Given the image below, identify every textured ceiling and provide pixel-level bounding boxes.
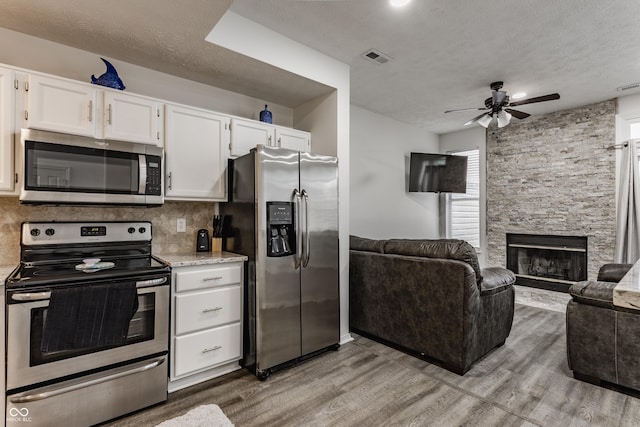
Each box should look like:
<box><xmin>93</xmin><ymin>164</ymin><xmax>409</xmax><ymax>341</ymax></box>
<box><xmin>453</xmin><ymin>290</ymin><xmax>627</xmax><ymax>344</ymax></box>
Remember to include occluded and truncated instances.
<box><xmin>1</xmin><ymin>0</ymin><xmax>640</xmax><ymax>134</ymax></box>
<box><xmin>0</xmin><ymin>0</ymin><xmax>332</xmax><ymax>108</ymax></box>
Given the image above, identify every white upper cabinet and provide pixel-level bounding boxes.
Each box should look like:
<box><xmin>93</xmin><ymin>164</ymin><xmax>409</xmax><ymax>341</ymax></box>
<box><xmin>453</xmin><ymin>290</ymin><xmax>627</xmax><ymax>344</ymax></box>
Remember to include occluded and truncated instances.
<box><xmin>274</xmin><ymin>126</ymin><xmax>311</xmax><ymax>152</ymax></box>
<box><xmin>25</xmin><ymin>73</ymin><xmax>163</xmax><ymax>146</ymax></box>
<box><xmin>229</xmin><ymin>117</ymin><xmax>274</xmax><ymax>158</ymax></box>
<box><xmin>0</xmin><ymin>66</ymin><xmax>16</xmax><ymax>192</ymax></box>
<box><xmin>103</xmin><ymin>91</ymin><xmax>162</xmax><ymax>145</ymax></box>
<box><xmin>165</xmin><ymin>104</ymin><xmax>230</xmax><ymax>201</ymax></box>
<box><xmin>230</xmin><ymin>118</ymin><xmax>311</xmax><ymax>157</ymax></box>
<box><xmin>26</xmin><ymin>73</ymin><xmax>97</xmax><ymax>137</ymax></box>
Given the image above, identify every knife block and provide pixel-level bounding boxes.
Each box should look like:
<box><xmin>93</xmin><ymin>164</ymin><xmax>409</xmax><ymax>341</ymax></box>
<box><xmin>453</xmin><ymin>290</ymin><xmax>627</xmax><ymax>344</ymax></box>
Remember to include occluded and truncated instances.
<box><xmin>211</xmin><ymin>237</ymin><xmax>222</xmax><ymax>252</ymax></box>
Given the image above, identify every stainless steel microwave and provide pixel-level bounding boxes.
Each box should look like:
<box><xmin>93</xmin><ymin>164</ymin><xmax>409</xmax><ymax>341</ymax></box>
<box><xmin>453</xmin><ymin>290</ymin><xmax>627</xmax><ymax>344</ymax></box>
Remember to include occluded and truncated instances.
<box><xmin>19</xmin><ymin>129</ymin><xmax>163</xmax><ymax>206</ymax></box>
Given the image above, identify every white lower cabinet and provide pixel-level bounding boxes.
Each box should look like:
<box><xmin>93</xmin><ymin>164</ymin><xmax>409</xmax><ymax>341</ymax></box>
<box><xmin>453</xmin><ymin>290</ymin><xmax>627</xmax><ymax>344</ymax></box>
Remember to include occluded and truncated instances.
<box><xmin>169</xmin><ymin>262</ymin><xmax>243</xmax><ymax>392</ymax></box>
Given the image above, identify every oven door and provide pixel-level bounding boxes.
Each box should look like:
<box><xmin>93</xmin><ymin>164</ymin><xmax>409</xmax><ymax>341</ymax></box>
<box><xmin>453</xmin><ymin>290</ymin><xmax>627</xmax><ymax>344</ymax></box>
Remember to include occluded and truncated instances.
<box><xmin>19</xmin><ymin>128</ymin><xmax>163</xmax><ymax>205</ymax></box>
<box><xmin>6</xmin><ymin>276</ymin><xmax>169</xmax><ymax>392</ymax></box>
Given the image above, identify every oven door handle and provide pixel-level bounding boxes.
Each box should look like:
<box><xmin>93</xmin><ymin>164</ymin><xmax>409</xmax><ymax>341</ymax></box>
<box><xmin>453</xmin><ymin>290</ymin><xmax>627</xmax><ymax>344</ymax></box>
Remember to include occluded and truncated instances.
<box><xmin>9</xmin><ymin>357</ymin><xmax>166</xmax><ymax>403</ymax></box>
<box><xmin>136</xmin><ymin>276</ymin><xmax>168</xmax><ymax>287</ymax></box>
<box><xmin>11</xmin><ymin>292</ymin><xmax>51</xmax><ymax>302</ymax></box>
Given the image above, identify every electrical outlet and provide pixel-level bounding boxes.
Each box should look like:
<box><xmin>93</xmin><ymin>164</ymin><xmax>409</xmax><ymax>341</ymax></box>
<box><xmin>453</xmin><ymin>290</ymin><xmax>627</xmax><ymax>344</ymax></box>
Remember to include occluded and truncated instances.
<box><xmin>176</xmin><ymin>218</ymin><xmax>186</xmax><ymax>232</ymax></box>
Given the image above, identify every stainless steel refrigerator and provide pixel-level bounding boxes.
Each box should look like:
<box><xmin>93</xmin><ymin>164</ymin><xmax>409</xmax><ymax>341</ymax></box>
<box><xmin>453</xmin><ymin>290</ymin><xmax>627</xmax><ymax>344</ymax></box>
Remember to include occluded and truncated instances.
<box><xmin>221</xmin><ymin>145</ymin><xmax>340</xmax><ymax>380</ymax></box>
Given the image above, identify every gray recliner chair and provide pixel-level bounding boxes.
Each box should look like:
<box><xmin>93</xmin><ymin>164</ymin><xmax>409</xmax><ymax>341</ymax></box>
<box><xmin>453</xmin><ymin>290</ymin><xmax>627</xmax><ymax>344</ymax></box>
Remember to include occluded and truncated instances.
<box><xmin>566</xmin><ymin>263</ymin><xmax>638</xmax><ymax>390</ymax></box>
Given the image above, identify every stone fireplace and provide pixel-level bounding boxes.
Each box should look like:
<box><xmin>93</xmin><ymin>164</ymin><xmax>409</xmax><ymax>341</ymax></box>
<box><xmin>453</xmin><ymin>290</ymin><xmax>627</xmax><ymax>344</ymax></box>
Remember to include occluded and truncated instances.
<box><xmin>486</xmin><ymin>100</ymin><xmax>617</xmax><ymax>282</ymax></box>
<box><xmin>506</xmin><ymin>233</ymin><xmax>587</xmax><ymax>292</ymax></box>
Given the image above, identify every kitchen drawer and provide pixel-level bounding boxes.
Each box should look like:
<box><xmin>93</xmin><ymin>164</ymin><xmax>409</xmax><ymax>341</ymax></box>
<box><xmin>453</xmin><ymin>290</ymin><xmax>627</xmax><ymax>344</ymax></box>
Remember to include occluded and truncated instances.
<box><xmin>175</xmin><ymin>264</ymin><xmax>241</xmax><ymax>292</ymax></box>
<box><xmin>173</xmin><ymin>323</ymin><xmax>241</xmax><ymax>377</ymax></box>
<box><xmin>175</xmin><ymin>286</ymin><xmax>241</xmax><ymax>334</ymax></box>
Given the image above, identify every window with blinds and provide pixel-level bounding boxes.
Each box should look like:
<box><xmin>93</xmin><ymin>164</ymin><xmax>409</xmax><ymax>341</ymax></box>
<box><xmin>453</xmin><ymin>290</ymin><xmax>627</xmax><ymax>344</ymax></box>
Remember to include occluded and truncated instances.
<box><xmin>445</xmin><ymin>148</ymin><xmax>480</xmax><ymax>249</ymax></box>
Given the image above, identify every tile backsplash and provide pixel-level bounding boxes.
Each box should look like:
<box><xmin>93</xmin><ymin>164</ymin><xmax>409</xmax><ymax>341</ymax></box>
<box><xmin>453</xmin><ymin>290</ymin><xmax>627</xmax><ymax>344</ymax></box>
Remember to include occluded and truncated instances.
<box><xmin>0</xmin><ymin>197</ymin><xmax>217</xmax><ymax>265</ymax></box>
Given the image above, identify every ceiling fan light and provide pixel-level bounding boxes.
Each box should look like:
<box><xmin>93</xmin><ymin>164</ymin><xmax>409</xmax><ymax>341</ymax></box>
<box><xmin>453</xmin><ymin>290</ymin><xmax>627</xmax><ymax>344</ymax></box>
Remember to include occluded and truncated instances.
<box><xmin>390</xmin><ymin>0</ymin><xmax>411</xmax><ymax>7</ymax></box>
<box><xmin>477</xmin><ymin>113</ymin><xmax>493</xmax><ymax>128</ymax></box>
<box><xmin>497</xmin><ymin>110</ymin><xmax>512</xmax><ymax>128</ymax></box>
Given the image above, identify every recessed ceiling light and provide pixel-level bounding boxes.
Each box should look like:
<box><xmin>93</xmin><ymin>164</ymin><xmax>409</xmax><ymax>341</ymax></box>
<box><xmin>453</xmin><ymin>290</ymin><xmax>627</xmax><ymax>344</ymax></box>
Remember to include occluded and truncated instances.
<box><xmin>390</xmin><ymin>0</ymin><xmax>411</xmax><ymax>7</ymax></box>
<box><xmin>511</xmin><ymin>92</ymin><xmax>527</xmax><ymax>100</ymax></box>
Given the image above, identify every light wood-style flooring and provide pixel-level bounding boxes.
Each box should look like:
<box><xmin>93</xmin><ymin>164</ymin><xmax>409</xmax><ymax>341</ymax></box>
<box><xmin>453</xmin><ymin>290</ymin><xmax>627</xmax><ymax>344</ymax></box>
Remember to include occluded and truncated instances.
<box><xmin>106</xmin><ymin>303</ymin><xmax>640</xmax><ymax>426</ymax></box>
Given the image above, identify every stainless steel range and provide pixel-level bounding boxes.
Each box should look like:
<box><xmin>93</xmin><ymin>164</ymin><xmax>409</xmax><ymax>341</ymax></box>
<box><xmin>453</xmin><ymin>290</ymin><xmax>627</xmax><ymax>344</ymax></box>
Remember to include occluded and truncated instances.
<box><xmin>5</xmin><ymin>221</ymin><xmax>170</xmax><ymax>427</ymax></box>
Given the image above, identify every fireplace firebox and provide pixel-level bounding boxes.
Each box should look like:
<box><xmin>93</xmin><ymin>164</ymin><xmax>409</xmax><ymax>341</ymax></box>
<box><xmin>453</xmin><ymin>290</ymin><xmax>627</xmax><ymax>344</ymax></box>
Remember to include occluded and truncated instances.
<box><xmin>506</xmin><ymin>233</ymin><xmax>587</xmax><ymax>292</ymax></box>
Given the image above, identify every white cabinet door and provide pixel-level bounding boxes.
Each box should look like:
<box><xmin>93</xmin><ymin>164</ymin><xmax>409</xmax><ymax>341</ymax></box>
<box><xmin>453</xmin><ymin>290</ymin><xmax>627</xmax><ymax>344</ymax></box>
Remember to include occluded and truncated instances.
<box><xmin>26</xmin><ymin>74</ymin><xmax>97</xmax><ymax>137</ymax></box>
<box><xmin>165</xmin><ymin>104</ymin><xmax>230</xmax><ymax>201</ymax></box>
<box><xmin>103</xmin><ymin>91</ymin><xmax>162</xmax><ymax>146</ymax></box>
<box><xmin>0</xmin><ymin>66</ymin><xmax>15</xmax><ymax>192</ymax></box>
<box><xmin>275</xmin><ymin>126</ymin><xmax>311</xmax><ymax>152</ymax></box>
<box><xmin>229</xmin><ymin>118</ymin><xmax>274</xmax><ymax>158</ymax></box>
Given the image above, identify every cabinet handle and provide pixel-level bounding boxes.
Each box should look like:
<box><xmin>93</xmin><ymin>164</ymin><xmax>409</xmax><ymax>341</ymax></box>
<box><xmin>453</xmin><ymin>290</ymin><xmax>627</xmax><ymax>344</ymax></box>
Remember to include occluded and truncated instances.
<box><xmin>202</xmin><ymin>346</ymin><xmax>222</xmax><ymax>354</ymax></box>
<box><xmin>202</xmin><ymin>276</ymin><xmax>223</xmax><ymax>282</ymax></box>
<box><xmin>202</xmin><ymin>307</ymin><xmax>223</xmax><ymax>313</ymax></box>
<box><xmin>88</xmin><ymin>100</ymin><xmax>93</xmax><ymax>122</ymax></box>
<box><xmin>107</xmin><ymin>104</ymin><xmax>112</xmax><ymax>125</ymax></box>
<box><xmin>277</xmin><ymin>137</ymin><xmax>282</xmax><ymax>147</ymax></box>
<box><xmin>167</xmin><ymin>172</ymin><xmax>172</xmax><ymax>190</ymax></box>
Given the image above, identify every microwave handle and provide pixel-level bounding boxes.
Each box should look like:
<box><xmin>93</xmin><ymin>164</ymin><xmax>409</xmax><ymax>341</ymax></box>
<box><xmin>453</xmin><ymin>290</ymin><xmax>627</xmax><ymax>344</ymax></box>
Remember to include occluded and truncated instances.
<box><xmin>139</xmin><ymin>154</ymin><xmax>147</xmax><ymax>194</ymax></box>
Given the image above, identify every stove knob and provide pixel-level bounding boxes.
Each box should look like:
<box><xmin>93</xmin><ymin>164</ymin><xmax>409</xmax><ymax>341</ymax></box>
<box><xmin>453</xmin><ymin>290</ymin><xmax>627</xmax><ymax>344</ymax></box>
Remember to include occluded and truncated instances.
<box><xmin>128</xmin><ymin>227</ymin><xmax>136</xmax><ymax>234</ymax></box>
<box><xmin>30</xmin><ymin>228</ymin><xmax>40</xmax><ymax>237</ymax></box>
<box><xmin>45</xmin><ymin>228</ymin><xmax>55</xmax><ymax>236</ymax></box>
<box><xmin>138</xmin><ymin>227</ymin><xmax>147</xmax><ymax>234</ymax></box>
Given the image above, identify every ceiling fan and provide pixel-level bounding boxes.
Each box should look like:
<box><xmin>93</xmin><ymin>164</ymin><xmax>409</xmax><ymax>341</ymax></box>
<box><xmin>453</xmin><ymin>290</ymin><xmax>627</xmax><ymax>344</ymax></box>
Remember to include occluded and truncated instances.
<box><xmin>445</xmin><ymin>81</ymin><xmax>560</xmax><ymax>128</ymax></box>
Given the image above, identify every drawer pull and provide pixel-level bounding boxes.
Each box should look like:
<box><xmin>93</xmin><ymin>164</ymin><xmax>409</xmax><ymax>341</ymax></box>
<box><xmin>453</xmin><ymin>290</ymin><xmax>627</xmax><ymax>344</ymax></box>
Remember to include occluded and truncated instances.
<box><xmin>202</xmin><ymin>276</ymin><xmax>224</xmax><ymax>282</ymax></box>
<box><xmin>202</xmin><ymin>346</ymin><xmax>222</xmax><ymax>354</ymax></box>
<box><xmin>202</xmin><ymin>307</ymin><xmax>223</xmax><ymax>313</ymax></box>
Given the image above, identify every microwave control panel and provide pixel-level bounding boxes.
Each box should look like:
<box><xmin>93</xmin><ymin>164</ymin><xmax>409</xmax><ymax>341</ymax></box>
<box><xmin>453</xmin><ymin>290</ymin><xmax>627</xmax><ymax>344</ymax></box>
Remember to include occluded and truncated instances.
<box><xmin>145</xmin><ymin>155</ymin><xmax>162</xmax><ymax>195</ymax></box>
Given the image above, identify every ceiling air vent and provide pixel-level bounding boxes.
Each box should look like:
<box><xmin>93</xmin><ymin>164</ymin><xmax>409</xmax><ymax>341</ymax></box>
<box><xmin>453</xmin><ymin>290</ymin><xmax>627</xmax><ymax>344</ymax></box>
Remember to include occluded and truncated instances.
<box><xmin>362</xmin><ymin>49</ymin><xmax>392</xmax><ymax>65</ymax></box>
<box><xmin>617</xmin><ymin>82</ymin><xmax>640</xmax><ymax>92</ymax></box>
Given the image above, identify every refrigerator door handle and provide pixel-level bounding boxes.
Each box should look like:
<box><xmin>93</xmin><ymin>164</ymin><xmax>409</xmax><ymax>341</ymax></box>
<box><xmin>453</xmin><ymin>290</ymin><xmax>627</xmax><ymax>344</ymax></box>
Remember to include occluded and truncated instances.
<box><xmin>301</xmin><ymin>189</ymin><xmax>311</xmax><ymax>268</ymax></box>
<box><xmin>293</xmin><ymin>188</ymin><xmax>303</xmax><ymax>269</ymax></box>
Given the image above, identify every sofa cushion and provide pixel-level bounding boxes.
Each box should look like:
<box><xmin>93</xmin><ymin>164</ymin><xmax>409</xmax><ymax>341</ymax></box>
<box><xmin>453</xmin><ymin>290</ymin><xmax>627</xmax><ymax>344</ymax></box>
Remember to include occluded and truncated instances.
<box><xmin>597</xmin><ymin>263</ymin><xmax>632</xmax><ymax>283</ymax></box>
<box><xmin>569</xmin><ymin>280</ymin><xmax>616</xmax><ymax>309</ymax></box>
<box><xmin>383</xmin><ymin>239</ymin><xmax>483</xmax><ymax>283</ymax></box>
<box><xmin>349</xmin><ymin>235</ymin><xmax>386</xmax><ymax>253</ymax></box>
<box><xmin>480</xmin><ymin>267</ymin><xmax>516</xmax><ymax>295</ymax></box>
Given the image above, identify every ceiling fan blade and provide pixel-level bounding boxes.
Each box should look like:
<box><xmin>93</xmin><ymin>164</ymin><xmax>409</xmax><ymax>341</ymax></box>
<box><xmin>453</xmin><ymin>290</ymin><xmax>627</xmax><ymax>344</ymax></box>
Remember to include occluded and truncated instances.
<box><xmin>509</xmin><ymin>93</ymin><xmax>560</xmax><ymax>107</ymax></box>
<box><xmin>444</xmin><ymin>107</ymin><xmax>487</xmax><ymax>114</ymax></box>
<box><xmin>464</xmin><ymin>112</ymin><xmax>490</xmax><ymax>126</ymax></box>
<box><xmin>504</xmin><ymin>108</ymin><xmax>530</xmax><ymax>119</ymax></box>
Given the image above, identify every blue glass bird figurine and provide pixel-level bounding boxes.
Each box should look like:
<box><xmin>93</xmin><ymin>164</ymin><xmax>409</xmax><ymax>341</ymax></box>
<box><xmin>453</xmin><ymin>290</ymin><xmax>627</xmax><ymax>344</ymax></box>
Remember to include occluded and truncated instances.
<box><xmin>91</xmin><ymin>58</ymin><xmax>125</xmax><ymax>90</ymax></box>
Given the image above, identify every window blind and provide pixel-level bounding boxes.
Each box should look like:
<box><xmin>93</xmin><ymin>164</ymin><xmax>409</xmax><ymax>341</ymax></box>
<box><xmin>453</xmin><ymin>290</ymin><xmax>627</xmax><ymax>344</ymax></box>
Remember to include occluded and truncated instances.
<box><xmin>446</xmin><ymin>148</ymin><xmax>480</xmax><ymax>248</ymax></box>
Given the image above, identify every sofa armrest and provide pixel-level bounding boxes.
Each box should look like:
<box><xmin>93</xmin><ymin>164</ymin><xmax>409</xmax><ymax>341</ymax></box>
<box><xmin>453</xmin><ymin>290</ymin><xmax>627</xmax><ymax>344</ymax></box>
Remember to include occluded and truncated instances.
<box><xmin>480</xmin><ymin>267</ymin><xmax>515</xmax><ymax>296</ymax></box>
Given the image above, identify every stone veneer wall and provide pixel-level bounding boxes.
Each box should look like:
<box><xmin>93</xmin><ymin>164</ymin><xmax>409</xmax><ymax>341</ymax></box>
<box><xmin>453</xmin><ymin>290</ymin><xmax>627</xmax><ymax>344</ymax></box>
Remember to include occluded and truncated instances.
<box><xmin>486</xmin><ymin>100</ymin><xmax>617</xmax><ymax>281</ymax></box>
<box><xmin>0</xmin><ymin>197</ymin><xmax>216</xmax><ymax>265</ymax></box>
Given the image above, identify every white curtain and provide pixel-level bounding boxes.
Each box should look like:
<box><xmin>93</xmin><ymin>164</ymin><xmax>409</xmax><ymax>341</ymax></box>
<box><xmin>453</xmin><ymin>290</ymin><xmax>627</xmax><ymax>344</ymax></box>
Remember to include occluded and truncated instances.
<box><xmin>615</xmin><ymin>141</ymin><xmax>640</xmax><ymax>263</ymax></box>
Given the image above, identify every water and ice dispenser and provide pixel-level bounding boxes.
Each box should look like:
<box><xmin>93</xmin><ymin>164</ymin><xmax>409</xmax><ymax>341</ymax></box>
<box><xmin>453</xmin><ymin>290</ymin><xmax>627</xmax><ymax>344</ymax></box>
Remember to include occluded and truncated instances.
<box><xmin>266</xmin><ymin>202</ymin><xmax>296</xmax><ymax>257</ymax></box>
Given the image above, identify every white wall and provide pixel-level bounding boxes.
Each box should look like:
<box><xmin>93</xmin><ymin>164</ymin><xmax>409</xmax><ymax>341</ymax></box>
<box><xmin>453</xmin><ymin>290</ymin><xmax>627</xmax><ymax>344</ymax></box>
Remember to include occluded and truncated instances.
<box><xmin>439</xmin><ymin>126</ymin><xmax>487</xmax><ymax>267</ymax></box>
<box><xmin>350</xmin><ymin>105</ymin><xmax>440</xmax><ymax>239</ymax></box>
<box><xmin>0</xmin><ymin>27</ymin><xmax>294</xmax><ymax>126</ymax></box>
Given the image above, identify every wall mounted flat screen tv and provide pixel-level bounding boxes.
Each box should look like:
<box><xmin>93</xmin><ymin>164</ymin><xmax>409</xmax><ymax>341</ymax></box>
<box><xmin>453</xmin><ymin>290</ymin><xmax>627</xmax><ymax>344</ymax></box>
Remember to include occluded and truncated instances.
<box><xmin>408</xmin><ymin>152</ymin><xmax>468</xmax><ymax>193</ymax></box>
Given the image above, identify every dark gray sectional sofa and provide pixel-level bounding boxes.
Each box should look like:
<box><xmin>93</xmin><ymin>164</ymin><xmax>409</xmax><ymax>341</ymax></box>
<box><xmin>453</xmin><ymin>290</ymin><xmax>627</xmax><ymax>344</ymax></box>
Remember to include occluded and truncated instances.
<box><xmin>349</xmin><ymin>235</ymin><xmax>516</xmax><ymax>375</ymax></box>
<box><xmin>566</xmin><ymin>263</ymin><xmax>639</xmax><ymax>391</ymax></box>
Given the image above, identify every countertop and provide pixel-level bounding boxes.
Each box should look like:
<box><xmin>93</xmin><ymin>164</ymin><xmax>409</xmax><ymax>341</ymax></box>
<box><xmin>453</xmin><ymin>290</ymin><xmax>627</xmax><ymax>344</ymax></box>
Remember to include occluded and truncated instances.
<box><xmin>154</xmin><ymin>251</ymin><xmax>247</xmax><ymax>268</ymax></box>
<box><xmin>613</xmin><ymin>259</ymin><xmax>640</xmax><ymax>310</ymax></box>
